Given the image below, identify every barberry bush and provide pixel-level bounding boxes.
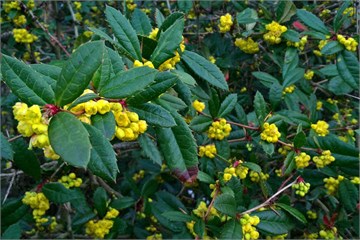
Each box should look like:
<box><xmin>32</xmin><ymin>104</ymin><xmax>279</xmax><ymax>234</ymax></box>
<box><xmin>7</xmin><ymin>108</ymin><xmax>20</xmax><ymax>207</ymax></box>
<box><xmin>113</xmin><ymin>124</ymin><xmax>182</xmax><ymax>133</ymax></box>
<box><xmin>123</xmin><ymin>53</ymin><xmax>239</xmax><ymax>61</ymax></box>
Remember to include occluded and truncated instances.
<box><xmin>1</xmin><ymin>0</ymin><xmax>359</xmax><ymax>239</ymax></box>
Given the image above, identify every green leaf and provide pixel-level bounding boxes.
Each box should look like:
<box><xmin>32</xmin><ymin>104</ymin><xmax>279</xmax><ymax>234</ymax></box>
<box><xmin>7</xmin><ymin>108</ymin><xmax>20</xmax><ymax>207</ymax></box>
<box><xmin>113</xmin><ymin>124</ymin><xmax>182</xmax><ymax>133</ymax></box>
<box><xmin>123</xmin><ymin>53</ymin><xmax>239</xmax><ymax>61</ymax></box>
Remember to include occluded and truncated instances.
<box><xmin>105</xmin><ymin>6</ymin><xmax>142</xmax><ymax>60</ymax></box>
<box><xmin>48</xmin><ymin>112</ymin><xmax>91</xmax><ymax>168</ymax></box>
<box><xmin>155</xmin><ymin>9</ymin><xmax>165</xmax><ymax>27</ymax></box>
<box><xmin>131</xmin><ymin>9</ymin><xmax>152</xmax><ymax>36</ymax></box>
<box><xmin>252</xmin><ymin>71</ymin><xmax>279</xmax><ymax>88</ymax></box>
<box><xmin>1</xmin><ymin>198</ymin><xmax>28</xmax><ymax>227</ymax></box>
<box><xmin>91</xmin><ymin>112</ymin><xmax>116</xmax><ymax>140</ymax></box>
<box><xmin>162</xmin><ymin>211</ymin><xmax>194</xmax><ymax>222</ymax></box>
<box><xmin>338</xmin><ymin>179</ymin><xmax>359</xmax><ymax>212</ymax></box>
<box><xmin>182</xmin><ymin>50</ymin><xmax>228</xmax><ymax>90</ymax></box>
<box><xmin>296</xmin><ymin>9</ymin><xmax>329</xmax><ymax>34</ymax></box>
<box><xmin>236</xmin><ymin>8</ymin><xmax>258</xmax><ymax>24</ymax></box>
<box><xmin>84</xmin><ymin>123</ymin><xmax>118</xmax><ymax>182</ymax></box>
<box><xmin>283</xmin><ymin>151</ymin><xmax>296</xmax><ymax>175</ymax></box>
<box><xmin>189</xmin><ymin>115</ymin><xmax>213</xmax><ymax>132</ymax></box>
<box><xmin>242</xmin><ymin>162</ymin><xmax>261</xmax><ymax>173</ymax></box>
<box><xmin>282</xmin><ymin>47</ymin><xmax>299</xmax><ymax>79</ymax></box>
<box><xmin>214</xmin><ymin>193</ymin><xmax>236</xmax><ymax>217</ymax></box>
<box><xmin>321</xmin><ymin>41</ymin><xmax>344</xmax><ymax>55</ymax></box>
<box><xmin>171</xmin><ymin>69</ymin><xmax>196</xmax><ymax>86</ymax></box>
<box><xmin>197</xmin><ymin>170</ymin><xmax>215</xmax><ymax>184</ymax></box>
<box><xmin>282</xmin><ymin>30</ymin><xmax>300</xmax><ymax>42</ymax></box>
<box><xmin>277</xmin><ymin>0</ymin><xmax>296</xmax><ymax>23</ymax></box>
<box><xmin>261</xmin><ymin>141</ymin><xmax>275</xmax><ymax>156</ymax></box>
<box><xmin>156</xmin><ymin>111</ymin><xmax>198</xmax><ymax>183</ymax></box>
<box><xmin>215</xmin><ymin>140</ymin><xmax>230</xmax><ymax>160</ymax></box>
<box><xmin>93</xmin><ymin>187</ymin><xmax>109</xmax><ymax>218</ymax></box>
<box><xmin>55</xmin><ymin>41</ymin><xmax>105</xmax><ymax>106</ymax></box>
<box><xmin>256</xmin><ymin>210</ymin><xmax>293</xmax><ymax>235</ymax></box>
<box><xmin>309</xmin><ymin>135</ymin><xmax>359</xmax><ymax>157</ymax></box>
<box><xmin>276</xmin><ymin>203</ymin><xmax>307</xmax><ymax>224</ymax></box>
<box><xmin>2</xmin><ymin>222</ymin><xmax>21</xmax><ymax>239</ymax></box>
<box><xmin>333</xmin><ymin>1</ymin><xmax>352</xmax><ymax>32</ymax></box>
<box><xmin>99</xmin><ymin>67</ymin><xmax>158</xmax><ymax>98</ymax></box>
<box><xmin>31</xmin><ymin>63</ymin><xmax>61</xmax><ymax>90</ymax></box>
<box><xmin>1</xmin><ymin>55</ymin><xmax>55</xmax><ymax>105</ymax></box>
<box><xmin>221</xmin><ymin>219</ymin><xmax>243</xmax><ymax>239</ymax></box>
<box><xmin>126</xmin><ymin>71</ymin><xmax>178</xmax><ymax>106</ymax></box>
<box><xmin>177</xmin><ymin>0</ymin><xmax>193</xmax><ymax>13</ymax></box>
<box><xmin>42</xmin><ymin>182</ymin><xmax>84</xmax><ymax>203</ymax></box>
<box><xmin>138</xmin><ymin>134</ymin><xmax>162</xmax><ymax>166</ymax></box>
<box><xmin>218</xmin><ymin>94</ymin><xmax>237</xmax><ymax>118</ymax></box>
<box><xmin>67</xmin><ymin>93</ymin><xmax>99</xmax><ymax>111</ymax></box>
<box><xmin>194</xmin><ymin>219</ymin><xmax>205</xmax><ymax>237</ymax></box>
<box><xmin>208</xmin><ymin>88</ymin><xmax>220</xmax><ymax>118</ymax></box>
<box><xmin>129</xmin><ymin>103</ymin><xmax>176</xmax><ymax>127</ymax></box>
<box><xmin>254</xmin><ymin>91</ymin><xmax>267</xmax><ymax>123</ymax></box>
<box><xmin>11</xmin><ymin>138</ymin><xmax>40</xmax><ymax>179</ymax></box>
<box><xmin>1</xmin><ymin>133</ymin><xmax>13</xmax><ymax>160</ymax></box>
<box><xmin>156</xmin><ymin>94</ymin><xmax>188</xmax><ymax>111</ymax></box>
<box><xmin>150</xmin><ymin>18</ymin><xmax>184</xmax><ymax>68</ymax></box>
<box><xmin>336</xmin><ymin>51</ymin><xmax>358</xmax><ymax>89</ymax></box>
<box><xmin>327</xmin><ymin>76</ymin><xmax>353</xmax><ymax>95</ymax></box>
<box><xmin>283</xmin><ymin>68</ymin><xmax>304</xmax><ymax>87</ymax></box>
<box><xmin>158</xmin><ymin>12</ymin><xmax>185</xmax><ymax>34</ymax></box>
<box><xmin>269</xmin><ymin>82</ymin><xmax>283</xmax><ymax>109</ymax></box>
<box><xmin>293</xmin><ymin>131</ymin><xmax>306</xmax><ymax>149</ymax></box>
<box><xmin>110</xmin><ymin>197</ymin><xmax>135</xmax><ymax>210</ymax></box>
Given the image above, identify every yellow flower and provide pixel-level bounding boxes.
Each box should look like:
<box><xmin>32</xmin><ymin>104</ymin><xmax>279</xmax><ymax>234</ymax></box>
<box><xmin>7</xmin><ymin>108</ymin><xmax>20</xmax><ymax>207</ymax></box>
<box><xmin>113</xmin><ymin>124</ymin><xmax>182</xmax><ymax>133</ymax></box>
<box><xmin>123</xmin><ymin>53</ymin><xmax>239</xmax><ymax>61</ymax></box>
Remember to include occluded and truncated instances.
<box><xmin>260</xmin><ymin>123</ymin><xmax>281</xmax><ymax>143</ymax></box>
<box><xmin>149</xmin><ymin>28</ymin><xmax>159</xmax><ymax>40</ymax></box>
<box><xmin>199</xmin><ymin>144</ymin><xmax>217</xmax><ymax>158</ymax></box>
<box><xmin>192</xmin><ymin>100</ymin><xmax>205</xmax><ymax>112</ymax></box>
<box><xmin>304</xmin><ymin>69</ymin><xmax>314</xmax><ymax>80</ymax></box>
<box><xmin>313</xmin><ymin>150</ymin><xmax>335</xmax><ymax>168</ymax></box>
<box><xmin>13</xmin><ymin>15</ymin><xmax>27</xmax><ymax>26</ymax></box>
<box><xmin>295</xmin><ymin>152</ymin><xmax>311</xmax><ymax>169</ymax></box>
<box><xmin>311</xmin><ymin>120</ymin><xmax>329</xmax><ymax>136</ymax></box>
<box><xmin>207</xmin><ymin>118</ymin><xmax>232</xmax><ymax>140</ymax></box>
<box><xmin>96</xmin><ymin>99</ymin><xmax>111</xmax><ymax>115</ymax></box>
<box><xmin>218</xmin><ymin>13</ymin><xmax>233</xmax><ymax>33</ymax></box>
<box><xmin>235</xmin><ymin>37</ymin><xmax>259</xmax><ymax>54</ymax></box>
<box><xmin>263</xmin><ymin>21</ymin><xmax>287</xmax><ymax>44</ymax></box>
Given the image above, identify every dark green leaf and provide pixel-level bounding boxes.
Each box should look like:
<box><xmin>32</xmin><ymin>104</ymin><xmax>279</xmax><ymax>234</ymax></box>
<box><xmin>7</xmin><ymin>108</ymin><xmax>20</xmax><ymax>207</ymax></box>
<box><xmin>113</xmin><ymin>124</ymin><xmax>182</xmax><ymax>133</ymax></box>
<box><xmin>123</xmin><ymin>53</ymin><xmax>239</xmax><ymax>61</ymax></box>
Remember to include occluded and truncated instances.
<box><xmin>55</xmin><ymin>41</ymin><xmax>104</xmax><ymax>106</ymax></box>
<box><xmin>189</xmin><ymin>115</ymin><xmax>213</xmax><ymax>132</ymax></box>
<box><xmin>1</xmin><ymin>198</ymin><xmax>28</xmax><ymax>227</ymax></box>
<box><xmin>42</xmin><ymin>182</ymin><xmax>84</xmax><ymax>203</ymax></box>
<box><xmin>252</xmin><ymin>71</ymin><xmax>279</xmax><ymax>88</ymax></box>
<box><xmin>215</xmin><ymin>140</ymin><xmax>230</xmax><ymax>160</ymax></box>
<box><xmin>336</xmin><ymin>51</ymin><xmax>358</xmax><ymax>89</ymax></box>
<box><xmin>1</xmin><ymin>133</ymin><xmax>13</xmax><ymax>160</ymax></box>
<box><xmin>221</xmin><ymin>219</ymin><xmax>243</xmax><ymax>239</ymax></box>
<box><xmin>2</xmin><ymin>222</ymin><xmax>21</xmax><ymax>239</ymax></box>
<box><xmin>99</xmin><ymin>67</ymin><xmax>158</xmax><ymax>98</ymax></box>
<box><xmin>327</xmin><ymin>76</ymin><xmax>353</xmax><ymax>95</ymax></box>
<box><xmin>261</xmin><ymin>141</ymin><xmax>275</xmax><ymax>156</ymax></box>
<box><xmin>131</xmin><ymin>9</ymin><xmax>152</xmax><ymax>35</ymax></box>
<box><xmin>171</xmin><ymin>69</ymin><xmax>196</xmax><ymax>86</ymax></box>
<box><xmin>237</xmin><ymin>8</ymin><xmax>258</xmax><ymax>24</ymax></box>
<box><xmin>177</xmin><ymin>0</ymin><xmax>193</xmax><ymax>13</ymax></box>
<box><xmin>218</xmin><ymin>94</ymin><xmax>237</xmax><ymax>118</ymax></box>
<box><xmin>84</xmin><ymin>123</ymin><xmax>118</xmax><ymax>182</ymax></box>
<box><xmin>49</xmin><ymin>112</ymin><xmax>91</xmax><ymax>168</ymax></box>
<box><xmin>269</xmin><ymin>82</ymin><xmax>283</xmax><ymax>109</ymax></box>
<box><xmin>214</xmin><ymin>193</ymin><xmax>236</xmax><ymax>217</ymax></box>
<box><xmin>277</xmin><ymin>1</ymin><xmax>296</xmax><ymax>23</ymax></box>
<box><xmin>31</xmin><ymin>63</ymin><xmax>61</xmax><ymax>90</ymax></box>
<box><xmin>197</xmin><ymin>170</ymin><xmax>215</xmax><ymax>184</ymax></box>
<box><xmin>254</xmin><ymin>91</ymin><xmax>267</xmax><ymax>123</ymax></box>
<box><xmin>194</xmin><ymin>218</ymin><xmax>205</xmax><ymax>237</ymax></box>
<box><xmin>138</xmin><ymin>134</ymin><xmax>162</xmax><ymax>166</ymax></box>
<box><xmin>1</xmin><ymin>55</ymin><xmax>55</xmax><ymax>105</ymax></box>
<box><xmin>11</xmin><ymin>138</ymin><xmax>40</xmax><ymax>179</ymax></box>
<box><xmin>338</xmin><ymin>179</ymin><xmax>359</xmax><ymax>212</ymax></box>
<box><xmin>156</xmin><ymin>111</ymin><xmax>198</xmax><ymax>183</ymax></box>
<box><xmin>318</xmin><ymin>64</ymin><xmax>338</xmax><ymax>76</ymax></box>
<box><xmin>283</xmin><ymin>68</ymin><xmax>304</xmax><ymax>87</ymax></box>
<box><xmin>151</xmin><ymin>18</ymin><xmax>184</xmax><ymax>68</ymax></box>
<box><xmin>91</xmin><ymin>112</ymin><xmax>116</xmax><ymax>140</ymax></box>
<box><xmin>105</xmin><ymin>6</ymin><xmax>142</xmax><ymax>60</ymax></box>
<box><xmin>158</xmin><ymin>12</ymin><xmax>184</xmax><ymax>34</ymax></box>
<box><xmin>283</xmin><ymin>151</ymin><xmax>296</xmax><ymax>175</ymax></box>
<box><xmin>293</xmin><ymin>131</ymin><xmax>306</xmax><ymax>149</ymax></box>
<box><xmin>256</xmin><ymin>210</ymin><xmax>293</xmax><ymax>235</ymax></box>
<box><xmin>282</xmin><ymin>30</ymin><xmax>300</xmax><ymax>42</ymax></box>
<box><xmin>276</xmin><ymin>203</ymin><xmax>307</xmax><ymax>224</ymax></box>
<box><xmin>162</xmin><ymin>211</ymin><xmax>194</xmax><ymax>222</ymax></box>
<box><xmin>67</xmin><ymin>93</ymin><xmax>99</xmax><ymax>111</ymax></box>
<box><xmin>333</xmin><ymin>1</ymin><xmax>352</xmax><ymax>32</ymax></box>
<box><xmin>93</xmin><ymin>187</ymin><xmax>108</xmax><ymax>218</ymax></box>
<box><xmin>110</xmin><ymin>197</ymin><xmax>135</xmax><ymax>210</ymax></box>
<box><xmin>296</xmin><ymin>9</ymin><xmax>329</xmax><ymax>34</ymax></box>
<box><xmin>155</xmin><ymin>9</ymin><xmax>165</xmax><ymax>27</ymax></box>
<box><xmin>282</xmin><ymin>47</ymin><xmax>299</xmax><ymax>79</ymax></box>
<box><xmin>321</xmin><ymin>41</ymin><xmax>344</xmax><ymax>55</ymax></box>
<box><xmin>141</xmin><ymin>178</ymin><xmax>159</xmax><ymax>197</ymax></box>
<box><xmin>129</xmin><ymin>103</ymin><xmax>176</xmax><ymax>128</ymax></box>
<box><xmin>182</xmin><ymin>50</ymin><xmax>228</xmax><ymax>90</ymax></box>
<box><xmin>242</xmin><ymin>162</ymin><xmax>261</xmax><ymax>173</ymax></box>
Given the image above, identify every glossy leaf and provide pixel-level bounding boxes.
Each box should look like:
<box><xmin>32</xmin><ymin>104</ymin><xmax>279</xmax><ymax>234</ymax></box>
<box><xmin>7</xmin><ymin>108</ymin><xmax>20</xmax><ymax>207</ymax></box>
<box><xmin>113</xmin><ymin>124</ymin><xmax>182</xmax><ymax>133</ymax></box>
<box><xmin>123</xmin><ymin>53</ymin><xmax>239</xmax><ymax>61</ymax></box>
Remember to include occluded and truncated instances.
<box><xmin>11</xmin><ymin>138</ymin><xmax>40</xmax><ymax>179</ymax></box>
<box><xmin>156</xmin><ymin>94</ymin><xmax>188</xmax><ymax>111</ymax></box>
<box><xmin>42</xmin><ymin>182</ymin><xmax>85</xmax><ymax>203</ymax></box>
<box><xmin>91</xmin><ymin>112</ymin><xmax>116</xmax><ymax>140</ymax></box>
<box><xmin>1</xmin><ymin>133</ymin><xmax>13</xmax><ymax>160</ymax></box>
<box><xmin>171</xmin><ymin>69</ymin><xmax>196</xmax><ymax>86</ymax></box>
<box><xmin>31</xmin><ymin>63</ymin><xmax>61</xmax><ymax>90</ymax></box>
<box><xmin>321</xmin><ymin>41</ymin><xmax>344</xmax><ymax>55</ymax></box>
<box><xmin>339</xmin><ymin>179</ymin><xmax>359</xmax><ymax>212</ymax></box>
<box><xmin>162</xmin><ymin>211</ymin><xmax>194</xmax><ymax>222</ymax></box>
<box><xmin>189</xmin><ymin>115</ymin><xmax>213</xmax><ymax>132</ymax></box>
<box><xmin>197</xmin><ymin>171</ymin><xmax>215</xmax><ymax>184</ymax></box>
<box><xmin>138</xmin><ymin>134</ymin><xmax>162</xmax><ymax>166</ymax></box>
<box><xmin>218</xmin><ymin>94</ymin><xmax>237</xmax><ymax>118</ymax></box>
<box><xmin>276</xmin><ymin>203</ymin><xmax>307</xmax><ymax>224</ymax></box>
<box><xmin>93</xmin><ymin>187</ymin><xmax>108</xmax><ymax>218</ymax></box>
<box><xmin>296</xmin><ymin>9</ymin><xmax>329</xmax><ymax>34</ymax></box>
<box><xmin>221</xmin><ymin>219</ymin><xmax>243</xmax><ymax>239</ymax></box>
<box><xmin>256</xmin><ymin>210</ymin><xmax>293</xmax><ymax>235</ymax></box>
<box><xmin>214</xmin><ymin>193</ymin><xmax>236</xmax><ymax>217</ymax></box>
<box><xmin>252</xmin><ymin>71</ymin><xmax>279</xmax><ymax>88</ymax></box>
<box><xmin>2</xmin><ymin>222</ymin><xmax>21</xmax><ymax>239</ymax></box>
<box><xmin>111</xmin><ymin>197</ymin><xmax>135</xmax><ymax>210</ymax></box>
<box><xmin>254</xmin><ymin>91</ymin><xmax>267</xmax><ymax>123</ymax></box>
<box><xmin>131</xmin><ymin>9</ymin><xmax>152</xmax><ymax>35</ymax></box>
<box><xmin>67</xmin><ymin>93</ymin><xmax>99</xmax><ymax>111</ymax></box>
<box><xmin>277</xmin><ymin>0</ymin><xmax>296</xmax><ymax>23</ymax></box>
<box><xmin>129</xmin><ymin>103</ymin><xmax>176</xmax><ymax>127</ymax></box>
<box><xmin>336</xmin><ymin>51</ymin><xmax>358</xmax><ymax>89</ymax></box>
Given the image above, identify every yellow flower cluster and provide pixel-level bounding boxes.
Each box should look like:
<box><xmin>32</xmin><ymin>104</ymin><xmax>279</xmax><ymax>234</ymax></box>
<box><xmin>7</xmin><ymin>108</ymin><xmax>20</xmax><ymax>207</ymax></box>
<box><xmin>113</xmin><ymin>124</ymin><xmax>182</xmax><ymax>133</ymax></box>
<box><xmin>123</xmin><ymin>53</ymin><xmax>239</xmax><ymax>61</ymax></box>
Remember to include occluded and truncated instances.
<box><xmin>83</xmin><ymin>30</ymin><xmax>93</xmax><ymax>38</ymax></box>
<box><xmin>75</xmin><ymin>12</ymin><xmax>82</xmax><ymax>21</ymax></box>
<box><xmin>292</xmin><ymin>181</ymin><xmax>310</xmax><ymax>197</ymax></box>
<box><xmin>222</xmin><ymin>162</ymin><xmax>250</xmax><ymax>183</ymax></box>
<box><xmin>13</xmin><ymin>102</ymin><xmax>60</xmax><ymax>160</ymax></box>
<box><xmin>218</xmin><ymin>13</ymin><xmax>233</xmax><ymax>33</ymax></box>
<box><xmin>114</xmin><ymin>110</ymin><xmax>147</xmax><ymax>141</ymax></box>
<box><xmin>22</xmin><ymin>192</ymin><xmax>50</xmax><ymax>228</ymax></box>
<box><xmin>132</xmin><ymin>170</ymin><xmax>145</xmax><ymax>181</ymax></box>
<box><xmin>193</xmin><ymin>201</ymin><xmax>219</xmax><ymax>219</ymax></box>
<box><xmin>126</xmin><ymin>0</ymin><xmax>137</xmax><ymax>11</ymax></box>
<box><xmin>199</xmin><ymin>144</ymin><xmax>217</xmax><ymax>158</ymax></box>
<box><xmin>58</xmin><ymin>172</ymin><xmax>83</xmax><ymax>188</ymax></box>
<box><xmin>313</xmin><ymin>39</ymin><xmax>328</xmax><ymax>56</ymax></box>
<box><xmin>207</xmin><ymin>118</ymin><xmax>232</xmax><ymax>140</ymax></box>
<box><xmin>326</xmin><ymin>98</ymin><xmax>338</xmax><ymax>105</ymax></box>
<box><xmin>23</xmin><ymin>51</ymin><xmax>41</xmax><ymax>62</ymax></box>
<box><xmin>307</xmin><ymin>210</ymin><xmax>317</xmax><ymax>219</ymax></box>
<box><xmin>260</xmin><ymin>123</ymin><xmax>281</xmax><ymax>143</ymax></box>
<box><xmin>319</xmin><ymin>227</ymin><xmax>338</xmax><ymax>240</ymax></box>
<box><xmin>208</xmin><ymin>56</ymin><xmax>216</xmax><ymax>63</ymax></box>
<box><xmin>323</xmin><ymin>175</ymin><xmax>344</xmax><ymax>195</ymax></box>
<box><xmin>240</xmin><ymin>214</ymin><xmax>260</xmax><ymax>240</ymax></box>
<box><xmin>3</xmin><ymin>1</ymin><xmax>20</xmax><ymax>13</ymax></box>
<box><xmin>158</xmin><ymin>37</ymin><xmax>185</xmax><ymax>71</ymax></box>
<box><xmin>266</xmin><ymin>234</ymin><xmax>287</xmax><ymax>240</ymax></box>
<box><xmin>192</xmin><ymin>99</ymin><xmax>205</xmax><ymax>112</ymax></box>
<box><xmin>186</xmin><ymin>220</ymin><xmax>196</xmax><ymax>237</ymax></box>
<box><xmin>343</xmin><ymin>7</ymin><xmax>355</xmax><ymax>16</ymax></box>
<box><xmin>27</xmin><ymin>0</ymin><xmax>35</xmax><ymax>9</ymax></box>
<box><xmin>236</xmin><ymin>163</ymin><xmax>249</xmax><ymax>179</ymax></box>
<box><xmin>146</xmin><ymin>233</ymin><xmax>162</xmax><ymax>240</ymax></box>
<box><xmin>351</xmin><ymin>177</ymin><xmax>360</xmax><ymax>184</ymax></box>
<box><xmin>74</xmin><ymin>1</ymin><xmax>81</xmax><ymax>10</ymax></box>
<box><xmin>304</xmin><ymin>69</ymin><xmax>314</xmax><ymax>80</ymax></box>
<box><xmin>287</xmin><ymin>36</ymin><xmax>308</xmax><ymax>51</ymax></box>
<box><xmin>282</xmin><ymin>85</ymin><xmax>295</xmax><ymax>95</ymax></box>
<box><xmin>316</xmin><ymin>101</ymin><xmax>323</xmax><ymax>110</ymax></box>
<box><xmin>313</xmin><ymin>150</ymin><xmax>335</xmax><ymax>168</ymax></box>
<box><xmin>311</xmin><ymin>120</ymin><xmax>329</xmax><ymax>136</ymax></box>
<box><xmin>13</xmin><ymin>28</ymin><xmax>38</xmax><ymax>43</ymax></box>
<box><xmin>235</xmin><ymin>37</ymin><xmax>259</xmax><ymax>54</ymax></box>
<box><xmin>319</xmin><ymin>9</ymin><xmax>331</xmax><ymax>18</ymax></box>
<box><xmin>295</xmin><ymin>152</ymin><xmax>311</xmax><ymax>169</ymax></box>
<box><xmin>337</xmin><ymin>34</ymin><xmax>358</xmax><ymax>52</ymax></box>
<box><xmin>223</xmin><ymin>167</ymin><xmax>236</xmax><ymax>182</ymax></box>
<box><xmin>278</xmin><ymin>146</ymin><xmax>291</xmax><ymax>156</ymax></box>
<box><xmin>304</xmin><ymin>232</ymin><xmax>319</xmax><ymax>239</ymax></box>
<box><xmin>149</xmin><ymin>28</ymin><xmax>159</xmax><ymax>40</ymax></box>
<box><xmin>249</xmin><ymin>171</ymin><xmax>269</xmax><ymax>182</ymax></box>
<box><xmin>263</xmin><ymin>21</ymin><xmax>287</xmax><ymax>44</ymax></box>
<box><xmin>85</xmin><ymin>208</ymin><xmax>119</xmax><ymax>239</ymax></box>
<box><xmin>275</xmin><ymin>169</ymin><xmax>282</xmax><ymax>177</ymax></box>
<box><xmin>13</xmin><ymin>15</ymin><xmax>27</xmax><ymax>26</ymax></box>
<box><xmin>133</xmin><ymin>60</ymin><xmax>155</xmax><ymax>68</ymax></box>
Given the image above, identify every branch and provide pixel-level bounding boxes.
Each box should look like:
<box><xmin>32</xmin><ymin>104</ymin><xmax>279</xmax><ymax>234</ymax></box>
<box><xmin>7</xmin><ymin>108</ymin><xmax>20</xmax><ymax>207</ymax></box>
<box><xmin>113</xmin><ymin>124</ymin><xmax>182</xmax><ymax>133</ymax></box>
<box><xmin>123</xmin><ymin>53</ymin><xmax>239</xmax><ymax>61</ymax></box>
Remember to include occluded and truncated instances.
<box><xmin>97</xmin><ymin>177</ymin><xmax>123</xmax><ymax>198</ymax></box>
<box><xmin>66</xmin><ymin>0</ymin><xmax>79</xmax><ymax>38</ymax></box>
<box><xmin>3</xmin><ymin>170</ymin><xmax>16</xmax><ymax>203</ymax></box>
